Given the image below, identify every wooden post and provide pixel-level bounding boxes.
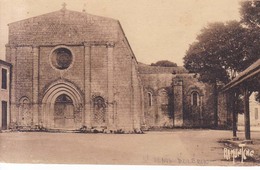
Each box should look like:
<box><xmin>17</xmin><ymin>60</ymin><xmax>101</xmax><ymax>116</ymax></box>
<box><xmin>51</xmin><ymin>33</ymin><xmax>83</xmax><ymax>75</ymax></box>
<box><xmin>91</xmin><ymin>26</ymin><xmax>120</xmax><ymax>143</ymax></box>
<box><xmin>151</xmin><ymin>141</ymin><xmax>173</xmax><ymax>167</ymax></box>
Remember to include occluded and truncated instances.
<box><xmin>243</xmin><ymin>86</ymin><xmax>251</xmax><ymax>140</ymax></box>
<box><xmin>231</xmin><ymin>91</ymin><xmax>238</xmax><ymax>140</ymax></box>
<box><xmin>213</xmin><ymin>82</ymin><xmax>218</xmax><ymax>128</ymax></box>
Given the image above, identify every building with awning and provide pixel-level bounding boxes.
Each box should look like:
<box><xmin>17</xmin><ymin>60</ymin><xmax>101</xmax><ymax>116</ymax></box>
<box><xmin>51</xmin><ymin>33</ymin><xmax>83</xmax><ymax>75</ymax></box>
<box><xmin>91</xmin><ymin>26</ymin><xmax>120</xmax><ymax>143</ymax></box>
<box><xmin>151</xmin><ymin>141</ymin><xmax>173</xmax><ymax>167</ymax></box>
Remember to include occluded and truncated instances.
<box><xmin>221</xmin><ymin>59</ymin><xmax>260</xmax><ymax>142</ymax></box>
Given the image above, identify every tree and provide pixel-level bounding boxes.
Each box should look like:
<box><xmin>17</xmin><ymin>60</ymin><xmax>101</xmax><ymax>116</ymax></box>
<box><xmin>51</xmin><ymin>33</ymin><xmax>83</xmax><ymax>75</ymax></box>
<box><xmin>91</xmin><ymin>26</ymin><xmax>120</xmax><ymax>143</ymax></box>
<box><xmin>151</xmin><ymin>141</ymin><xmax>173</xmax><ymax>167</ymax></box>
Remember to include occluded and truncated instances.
<box><xmin>185</xmin><ymin>21</ymin><xmax>249</xmax><ymax>80</ymax></box>
<box><xmin>240</xmin><ymin>0</ymin><xmax>260</xmax><ymax>97</ymax></box>
<box><xmin>239</xmin><ymin>0</ymin><xmax>260</xmax><ymax>68</ymax></box>
<box><xmin>240</xmin><ymin>0</ymin><xmax>260</xmax><ymax>28</ymax></box>
<box><xmin>184</xmin><ymin>21</ymin><xmax>253</xmax><ymax>127</ymax></box>
<box><xmin>151</xmin><ymin>60</ymin><xmax>177</xmax><ymax>67</ymax></box>
<box><xmin>184</xmin><ymin>21</ymin><xmax>253</xmax><ymax>80</ymax></box>
<box><xmin>183</xmin><ymin>1</ymin><xmax>260</xmax><ymax>128</ymax></box>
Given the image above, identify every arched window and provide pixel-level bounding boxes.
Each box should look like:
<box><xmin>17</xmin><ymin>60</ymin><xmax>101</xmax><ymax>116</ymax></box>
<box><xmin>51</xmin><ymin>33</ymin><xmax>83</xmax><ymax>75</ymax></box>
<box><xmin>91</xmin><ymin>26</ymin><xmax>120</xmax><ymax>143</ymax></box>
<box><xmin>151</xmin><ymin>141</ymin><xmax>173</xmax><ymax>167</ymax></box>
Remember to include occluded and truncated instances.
<box><xmin>20</xmin><ymin>97</ymin><xmax>30</xmax><ymax>105</ymax></box>
<box><xmin>148</xmin><ymin>92</ymin><xmax>153</xmax><ymax>107</ymax></box>
<box><xmin>191</xmin><ymin>91</ymin><xmax>200</xmax><ymax>106</ymax></box>
<box><xmin>158</xmin><ymin>89</ymin><xmax>168</xmax><ymax>105</ymax></box>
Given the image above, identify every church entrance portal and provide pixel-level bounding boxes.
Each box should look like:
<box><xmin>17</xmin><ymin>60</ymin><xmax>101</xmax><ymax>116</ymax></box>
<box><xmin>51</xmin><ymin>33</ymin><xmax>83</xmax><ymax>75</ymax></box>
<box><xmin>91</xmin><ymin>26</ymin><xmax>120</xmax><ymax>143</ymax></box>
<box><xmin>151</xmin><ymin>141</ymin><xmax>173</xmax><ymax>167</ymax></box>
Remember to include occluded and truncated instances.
<box><xmin>54</xmin><ymin>94</ymin><xmax>75</xmax><ymax>128</ymax></box>
<box><xmin>41</xmin><ymin>81</ymin><xmax>84</xmax><ymax>130</ymax></box>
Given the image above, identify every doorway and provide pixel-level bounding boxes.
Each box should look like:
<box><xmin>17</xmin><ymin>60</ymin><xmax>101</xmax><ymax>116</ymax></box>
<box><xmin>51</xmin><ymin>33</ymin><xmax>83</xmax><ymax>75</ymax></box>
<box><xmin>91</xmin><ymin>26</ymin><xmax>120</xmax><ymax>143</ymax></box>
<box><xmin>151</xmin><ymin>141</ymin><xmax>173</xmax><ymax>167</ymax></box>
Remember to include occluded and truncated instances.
<box><xmin>54</xmin><ymin>94</ymin><xmax>75</xmax><ymax>129</ymax></box>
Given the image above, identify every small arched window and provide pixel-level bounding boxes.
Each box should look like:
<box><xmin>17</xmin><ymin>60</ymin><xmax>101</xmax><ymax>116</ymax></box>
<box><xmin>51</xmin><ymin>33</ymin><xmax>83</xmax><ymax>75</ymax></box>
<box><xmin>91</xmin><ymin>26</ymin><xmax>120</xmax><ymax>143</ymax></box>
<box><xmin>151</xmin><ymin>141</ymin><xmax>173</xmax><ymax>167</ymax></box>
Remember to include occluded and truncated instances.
<box><xmin>148</xmin><ymin>92</ymin><xmax>153</xmax><ymax>107</ymax></box>
<box><xmin>19</xmin><ymin>97</ymin><xmax>30</xmax><ymax>105</ymax></box>
<box><xmin>158</xmin><ymin>89</ymin><xmax>168</xmax><ymax>104</ymax></box>
<box><xmin>191</xmin><ymin>91</ymin><xmax>200</xmax><ymax>106</ymax></box>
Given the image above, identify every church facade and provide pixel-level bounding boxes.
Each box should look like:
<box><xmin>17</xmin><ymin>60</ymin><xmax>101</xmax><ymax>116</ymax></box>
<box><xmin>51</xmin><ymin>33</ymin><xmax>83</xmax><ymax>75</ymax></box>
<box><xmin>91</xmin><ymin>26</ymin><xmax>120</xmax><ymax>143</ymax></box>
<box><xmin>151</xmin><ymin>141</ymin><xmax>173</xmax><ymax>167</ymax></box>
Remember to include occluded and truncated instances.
<box><xmin>4</xmin><ymin>8</ymin><xmax>219</xmax><ymax>132</ymax></box>
<box><xmin>5</xmin><ymin>8</ymin><xmax>143</xmax><ymax>132</ymax></box>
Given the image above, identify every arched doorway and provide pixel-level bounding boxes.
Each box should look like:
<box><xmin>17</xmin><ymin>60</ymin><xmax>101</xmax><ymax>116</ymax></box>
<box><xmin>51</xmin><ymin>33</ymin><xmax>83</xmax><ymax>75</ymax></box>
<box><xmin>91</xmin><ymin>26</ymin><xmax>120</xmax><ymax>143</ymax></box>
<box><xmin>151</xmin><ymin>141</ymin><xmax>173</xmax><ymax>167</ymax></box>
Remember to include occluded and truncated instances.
<box><xmin>54</xmin><ymin>94</ymin><xmax>75</xmax><ymax>128</ymax></box>
<box><xmin>41</xmin><ymin>81</ymin><xmax>83</xmax><ymax>130</ymax></box>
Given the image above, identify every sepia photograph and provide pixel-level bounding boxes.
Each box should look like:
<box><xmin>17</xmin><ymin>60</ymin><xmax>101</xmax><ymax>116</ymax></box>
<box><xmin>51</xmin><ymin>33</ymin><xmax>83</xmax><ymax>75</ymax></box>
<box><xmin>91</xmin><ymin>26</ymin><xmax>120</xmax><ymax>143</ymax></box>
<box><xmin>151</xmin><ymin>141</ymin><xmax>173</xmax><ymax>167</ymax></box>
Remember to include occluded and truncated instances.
<box><xmin>0</xmin><ymin>0</ymin><xmax>259</xmax><ymax>169</ymax></box>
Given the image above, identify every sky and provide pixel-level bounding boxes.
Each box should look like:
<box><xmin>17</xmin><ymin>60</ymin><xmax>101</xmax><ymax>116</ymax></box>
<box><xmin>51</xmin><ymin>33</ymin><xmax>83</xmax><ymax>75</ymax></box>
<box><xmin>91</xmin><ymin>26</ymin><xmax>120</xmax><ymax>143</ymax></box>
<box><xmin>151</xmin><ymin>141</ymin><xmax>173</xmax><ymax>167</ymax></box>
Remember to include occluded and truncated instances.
<box><xmin>0</xmin><ymin>0</ymin><xmax>241</xmax><ymax>66</ymax></box>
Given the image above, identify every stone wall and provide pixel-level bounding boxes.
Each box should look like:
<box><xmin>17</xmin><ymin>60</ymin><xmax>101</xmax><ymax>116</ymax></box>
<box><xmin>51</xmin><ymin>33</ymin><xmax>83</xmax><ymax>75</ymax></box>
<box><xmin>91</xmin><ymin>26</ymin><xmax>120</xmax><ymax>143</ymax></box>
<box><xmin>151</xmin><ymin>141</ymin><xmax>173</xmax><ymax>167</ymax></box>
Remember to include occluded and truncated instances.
<box><xmin>112</xmin><ymin>24</ymin><xmax>143</xmax><ymax>131</ymax></box>
<box><xmin>180</xmin><ymin>74</ymin><xmax>215</xmax><ymax>127</ymax></box>
<box><xmin>217</xmin><ymin>92</ymin><xmax>231</xmax><ymax>128</ymax></box>
<box><xmin>139</xmin><ymin>64</ymin><xmax>216</xmax><ymax>128</ymax></box>
<box><xmin>39</xmin><ymin>46</ymin><xmax>85</xmax><ymax>100</ymax></box>
<box><xmin>140</xmin><ymin>72</ymin><xmax>174</xmax><ymax>128</ymax></box>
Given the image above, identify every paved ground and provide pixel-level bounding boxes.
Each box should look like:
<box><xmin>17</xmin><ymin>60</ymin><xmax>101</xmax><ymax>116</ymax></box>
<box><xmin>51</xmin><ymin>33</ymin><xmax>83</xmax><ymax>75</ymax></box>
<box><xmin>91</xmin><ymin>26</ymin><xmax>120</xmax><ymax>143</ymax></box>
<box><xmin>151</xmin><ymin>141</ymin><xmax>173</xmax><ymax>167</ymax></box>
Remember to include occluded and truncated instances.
<box><xmin>0</xmin><ymin>129</ymin><xmax>259</xmax><ymax>166</ymax></box>
<box><xmin>238</xmin><ymin>125</ymin><xmax>260</xmax><ymax>132</ymax></box>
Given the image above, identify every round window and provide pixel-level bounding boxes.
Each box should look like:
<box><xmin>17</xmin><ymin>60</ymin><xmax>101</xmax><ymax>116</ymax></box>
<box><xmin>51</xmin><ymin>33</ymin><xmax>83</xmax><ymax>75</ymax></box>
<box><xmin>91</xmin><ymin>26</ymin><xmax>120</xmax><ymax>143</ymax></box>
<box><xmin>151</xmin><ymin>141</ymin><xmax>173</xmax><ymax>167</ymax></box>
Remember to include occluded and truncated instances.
<box><xmin>51</xmin><ymin>48</ymin><xmax>73</xmax><ymax>70</ymax></box>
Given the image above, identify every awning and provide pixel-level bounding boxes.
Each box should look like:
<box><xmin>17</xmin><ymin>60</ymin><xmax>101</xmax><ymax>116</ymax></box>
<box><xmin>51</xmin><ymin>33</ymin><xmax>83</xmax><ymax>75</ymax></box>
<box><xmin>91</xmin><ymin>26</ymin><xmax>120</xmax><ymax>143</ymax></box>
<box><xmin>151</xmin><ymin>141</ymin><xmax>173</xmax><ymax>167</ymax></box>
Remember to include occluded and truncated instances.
<box><xmin>221</xmin><ymin>59</ymin><xmax>260</xmax><ymax>92</ymax></box>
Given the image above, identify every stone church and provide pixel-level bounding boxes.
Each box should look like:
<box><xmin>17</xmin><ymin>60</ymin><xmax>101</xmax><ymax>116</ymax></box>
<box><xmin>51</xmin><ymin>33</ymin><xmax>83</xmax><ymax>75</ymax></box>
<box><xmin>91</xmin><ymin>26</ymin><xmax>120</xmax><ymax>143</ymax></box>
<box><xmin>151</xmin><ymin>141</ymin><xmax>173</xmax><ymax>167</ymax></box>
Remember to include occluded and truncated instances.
<box><xmin>4</xmin><ymin>7</ymin><xmax>218</xmax><ymax>132</ymax></box>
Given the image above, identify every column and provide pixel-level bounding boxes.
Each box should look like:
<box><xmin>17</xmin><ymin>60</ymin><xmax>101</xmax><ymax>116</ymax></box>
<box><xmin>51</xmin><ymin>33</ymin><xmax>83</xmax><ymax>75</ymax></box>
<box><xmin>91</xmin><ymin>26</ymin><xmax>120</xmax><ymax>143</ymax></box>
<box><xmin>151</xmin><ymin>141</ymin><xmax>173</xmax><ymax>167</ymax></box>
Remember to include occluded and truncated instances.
<box><xmin>84</xmin><ymin>43</ymin><xmax>91</xmax><ymax>127</ymax></box>
<box><xmin>32</xmin><ymin>46</ymin><xmax>39</xmax><ymax>126</ymax></box>
<box><xmin>173</xmin><ymin>78</ymin><xmax>183</xmax><ymax>127</ymax></box>
<box><xmin>107</xmin><ymin>42</ymin><xmax>115</xmax><ymax>129</ymax></box>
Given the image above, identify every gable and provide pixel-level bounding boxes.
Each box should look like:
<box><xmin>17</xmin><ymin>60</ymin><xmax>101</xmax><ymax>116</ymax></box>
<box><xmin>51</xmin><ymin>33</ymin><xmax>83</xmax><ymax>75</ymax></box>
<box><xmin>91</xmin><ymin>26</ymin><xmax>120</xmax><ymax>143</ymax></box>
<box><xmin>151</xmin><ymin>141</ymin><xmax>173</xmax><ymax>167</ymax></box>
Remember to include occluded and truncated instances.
<box><xmin>8</xmin><ymin>9</ymin><xmax>119</xmax><ymax>46</ymax></box>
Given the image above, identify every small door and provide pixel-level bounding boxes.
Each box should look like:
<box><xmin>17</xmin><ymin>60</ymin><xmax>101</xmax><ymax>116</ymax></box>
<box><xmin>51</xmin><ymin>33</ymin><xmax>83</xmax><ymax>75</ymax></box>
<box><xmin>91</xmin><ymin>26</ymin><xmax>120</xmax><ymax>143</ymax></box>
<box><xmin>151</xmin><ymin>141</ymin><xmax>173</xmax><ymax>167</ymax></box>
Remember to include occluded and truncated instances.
<box><xmin>2</xmin><ymin>101</ymin><xmax>8</xmax><ymax>130</ymax></box>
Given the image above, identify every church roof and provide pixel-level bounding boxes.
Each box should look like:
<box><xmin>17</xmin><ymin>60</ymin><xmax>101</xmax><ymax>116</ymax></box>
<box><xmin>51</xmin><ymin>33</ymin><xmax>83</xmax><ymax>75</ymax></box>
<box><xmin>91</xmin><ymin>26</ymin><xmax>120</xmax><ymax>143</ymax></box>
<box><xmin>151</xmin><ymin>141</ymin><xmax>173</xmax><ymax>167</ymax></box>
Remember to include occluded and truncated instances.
<box><xmin>138</xmin><ymin>62</ymin><xmax>188</xmax><ymax>74</ymax></box>
<box><xmin>8</xmin><ymin>8</ymin><xmax>120</xmax><ymax>46</ymax></box>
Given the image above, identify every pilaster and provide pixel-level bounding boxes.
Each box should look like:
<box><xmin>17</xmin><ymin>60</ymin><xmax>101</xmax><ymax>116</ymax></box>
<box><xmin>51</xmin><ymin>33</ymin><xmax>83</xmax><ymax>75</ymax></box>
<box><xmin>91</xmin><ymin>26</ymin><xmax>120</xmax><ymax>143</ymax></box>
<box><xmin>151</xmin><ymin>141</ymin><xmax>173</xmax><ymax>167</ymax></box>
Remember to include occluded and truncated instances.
<box><xmin>173</xmin><ymin>77</ymin><xmax>184</xmax><ymax>127</ymax></box>
<box><xmin>10</xmin><ymin>46</ymin><xmax>17</xmax><ymax>123</ymax></box>
<box><xmin>106</xmin><ymin>42</ymin><xmax>115</xmax><ymax>129</ymax></box>
<box><xmin>84</xmin><ymin>43</ymin><xmax>91</xmax><ymax>127</ymax></box>
<box><xmin>32</xmin><ymin>46</ymin><xmax>39</xmax><ymax>125</ymax></box>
